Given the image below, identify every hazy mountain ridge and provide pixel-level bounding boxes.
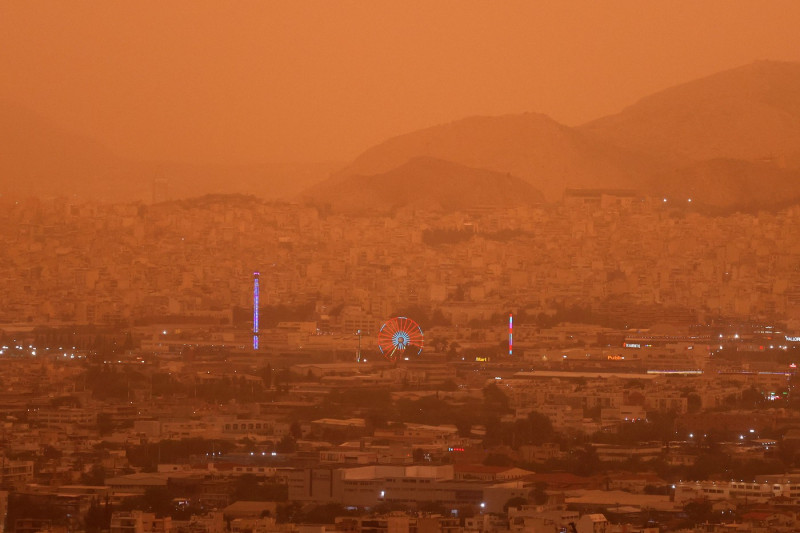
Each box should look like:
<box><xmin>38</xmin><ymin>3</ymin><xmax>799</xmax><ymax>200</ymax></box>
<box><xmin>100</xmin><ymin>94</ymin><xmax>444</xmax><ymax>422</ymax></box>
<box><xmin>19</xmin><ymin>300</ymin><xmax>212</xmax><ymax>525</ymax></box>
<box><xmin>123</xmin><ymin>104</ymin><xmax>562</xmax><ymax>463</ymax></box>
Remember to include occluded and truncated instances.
<box><xmin>332</xmin><ymin>112</ymin><xmax>662</xmax><ymax>202</ymax></box>
<box><xmin>6</xmin><ymin>60</ymin><xmax>800</xmax><ymax>209</ymax></box>
<box><xmin>0</xmin><ymin>101</ymin><xmax>138</xmax><ymax>199</ymax></box>
<box><xmin>316</xmin><ymin>60</ymin><xmax>800</xmax><ymax>210</ymax></box>
<box><xmin>0</xmin><ymin>101</ymin><xmax>337</xmax><ymax>201</ymax></box>
<box><xmin>302</xmin><ymin>156</ymin><xmax>545</xmax><ymax>213</ymax></box>
<box><xmin>655</xmin><ymin>158</ymin><xmax>800</xmax><ymax>210</ymax></box>
<box><xmin>580</xmin><ymin>60</ymin><xmax>800</xmax><ymax>167</ymax></box>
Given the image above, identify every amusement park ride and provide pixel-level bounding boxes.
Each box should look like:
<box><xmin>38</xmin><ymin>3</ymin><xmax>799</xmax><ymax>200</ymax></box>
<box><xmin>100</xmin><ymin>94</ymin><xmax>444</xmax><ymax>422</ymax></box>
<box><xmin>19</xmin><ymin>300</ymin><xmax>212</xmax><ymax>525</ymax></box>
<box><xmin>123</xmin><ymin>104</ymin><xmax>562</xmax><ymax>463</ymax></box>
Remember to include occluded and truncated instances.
<box><xmin>254</xmin><ymin>273</ymin><xmax>513</xmax><ymax>362</ymax></box>
<box><xmin>377</xmin><ymin>316</ymin><xmax>425</xmax><ymax>362</ymax></box>
<box><xmin>255</xmin><ymin>271</ymin><xmax>426</xmax><ymax>361</ymax></box>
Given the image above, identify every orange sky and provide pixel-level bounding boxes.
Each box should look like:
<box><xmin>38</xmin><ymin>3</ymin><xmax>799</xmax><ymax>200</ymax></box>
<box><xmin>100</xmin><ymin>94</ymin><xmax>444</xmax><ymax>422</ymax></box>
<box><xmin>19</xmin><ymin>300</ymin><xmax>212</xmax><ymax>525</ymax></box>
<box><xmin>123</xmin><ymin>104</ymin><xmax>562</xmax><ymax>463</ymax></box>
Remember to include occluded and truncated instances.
<box><xmin>2</xmin><ymin>1</ymin><xmax>800</xmax><ymax>165</ymax></box>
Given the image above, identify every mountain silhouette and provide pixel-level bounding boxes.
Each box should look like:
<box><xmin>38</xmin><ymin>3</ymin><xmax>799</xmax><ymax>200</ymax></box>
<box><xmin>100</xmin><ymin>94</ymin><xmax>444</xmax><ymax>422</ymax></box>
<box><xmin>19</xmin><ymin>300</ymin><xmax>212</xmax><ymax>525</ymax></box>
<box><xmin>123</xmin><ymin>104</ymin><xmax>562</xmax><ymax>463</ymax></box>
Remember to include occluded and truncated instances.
<box><xmin>656</xmin><ymin>158</ymin><xmax>800</xmax><ymax>211</ymax></box>
<box><xmin>7</xmin><ymin>60</ymin><xmax>800</xmax><ymax>208</ymax></box>
<box><xmin>334</xmin><ymin>112</ymin><xmax>659</xmax><ymax>202</ymax></box>
<box><xmin>0</xmin><ymin>101</ymin><xmax>140</xmax><ymax>199</ymax></box>
<box><xmin>581</xmin><ymin>60</ymin><xmax>800</xmax><ymax>168</ymax></box>
<box><xmin>0</xmin><ymin>101</ymin><xmax>336</xmax><ymax>201</ymax></box>
<box><xmin>302</xmin><ymin>156</ymin><xmax>544</xmax><ymax>213</ymax></box>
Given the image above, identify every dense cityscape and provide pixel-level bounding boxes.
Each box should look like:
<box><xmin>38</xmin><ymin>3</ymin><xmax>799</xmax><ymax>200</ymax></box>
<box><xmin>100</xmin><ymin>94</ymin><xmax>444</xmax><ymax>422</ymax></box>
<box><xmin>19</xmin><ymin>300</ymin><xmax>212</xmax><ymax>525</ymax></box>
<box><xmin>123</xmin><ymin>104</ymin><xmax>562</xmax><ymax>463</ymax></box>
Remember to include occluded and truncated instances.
<box><xmin>2</xmin><ymin>193</ymin><xmax>800</xmax><ymax>532</ymax></box>
<box><xmin>5</xmin><ymin>193</ymin><xmax>800</xmax><ymax>331</ymax></box>
<box><xmin>4</xmin><ymin>3</ymin><xmax>800</xmax><ymax>533</ymax></box>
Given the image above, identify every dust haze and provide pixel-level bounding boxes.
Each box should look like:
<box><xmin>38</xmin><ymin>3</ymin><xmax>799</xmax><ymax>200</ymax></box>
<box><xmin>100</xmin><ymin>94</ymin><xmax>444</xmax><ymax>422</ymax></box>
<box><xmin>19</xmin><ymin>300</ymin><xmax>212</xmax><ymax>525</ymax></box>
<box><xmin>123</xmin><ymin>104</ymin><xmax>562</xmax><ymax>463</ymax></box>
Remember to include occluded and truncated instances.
<box><xmin>3</xmin><ymin>3</ymin><xmax>800</xmax><ymax>532</ymax></box>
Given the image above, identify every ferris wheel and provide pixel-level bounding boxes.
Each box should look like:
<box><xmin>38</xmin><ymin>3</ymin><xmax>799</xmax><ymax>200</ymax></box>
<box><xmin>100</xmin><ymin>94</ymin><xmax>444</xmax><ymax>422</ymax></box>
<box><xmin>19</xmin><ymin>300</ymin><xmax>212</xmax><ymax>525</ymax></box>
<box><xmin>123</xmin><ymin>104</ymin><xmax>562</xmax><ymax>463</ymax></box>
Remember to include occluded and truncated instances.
<box><xmin>378</xmin><ymin>316</ymin><xmax>424</xmax><ymax>361</ymax></box>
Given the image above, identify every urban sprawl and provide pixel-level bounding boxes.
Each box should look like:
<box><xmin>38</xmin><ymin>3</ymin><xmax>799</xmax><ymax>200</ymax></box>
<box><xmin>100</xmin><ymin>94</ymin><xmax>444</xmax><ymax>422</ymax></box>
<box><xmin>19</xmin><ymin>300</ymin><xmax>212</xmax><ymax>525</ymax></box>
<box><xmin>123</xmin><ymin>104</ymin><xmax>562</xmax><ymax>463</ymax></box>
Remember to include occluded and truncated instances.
<box><xmin>2</xmin><ymin>192</ymin><xmax>800</xmax><ymax>533</ymax></box>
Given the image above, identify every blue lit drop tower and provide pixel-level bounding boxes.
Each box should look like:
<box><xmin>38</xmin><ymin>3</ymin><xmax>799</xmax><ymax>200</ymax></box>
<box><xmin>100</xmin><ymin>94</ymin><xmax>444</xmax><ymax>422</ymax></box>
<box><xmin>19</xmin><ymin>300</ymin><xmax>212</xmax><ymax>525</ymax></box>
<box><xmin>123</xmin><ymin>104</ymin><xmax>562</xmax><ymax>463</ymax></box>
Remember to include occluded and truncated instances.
<box><xmin>509</xmin><ymin>313</ymin><xmax>513</xmax><ymax>356</ymax></box>
<box><xmin>253</xmin><ymin>272</ymin><xmax>260</xmax><ymax>350</ymax></box>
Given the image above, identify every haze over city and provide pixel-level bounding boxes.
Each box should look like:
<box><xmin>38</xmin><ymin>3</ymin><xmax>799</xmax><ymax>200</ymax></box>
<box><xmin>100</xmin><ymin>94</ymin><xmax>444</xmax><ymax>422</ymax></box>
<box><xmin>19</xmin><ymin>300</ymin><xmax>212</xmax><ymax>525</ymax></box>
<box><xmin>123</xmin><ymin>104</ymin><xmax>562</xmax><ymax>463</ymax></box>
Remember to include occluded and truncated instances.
<box><xmin>3</xmin><ymin>1</ymin><xmax>800</xmax><ymax>194</ymax></box>
<box><xmin>3</xmin><ymin>3</ymin><xmax>800</xmax><ymax>533</ymax></box>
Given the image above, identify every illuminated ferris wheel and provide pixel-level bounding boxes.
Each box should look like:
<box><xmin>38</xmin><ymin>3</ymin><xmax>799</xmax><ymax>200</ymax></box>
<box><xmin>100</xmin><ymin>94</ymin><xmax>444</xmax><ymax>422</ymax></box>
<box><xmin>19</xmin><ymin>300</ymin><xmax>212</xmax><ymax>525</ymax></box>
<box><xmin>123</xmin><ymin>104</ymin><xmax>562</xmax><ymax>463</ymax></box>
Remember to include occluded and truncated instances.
<box><xmin>378</xmin><ymin>316</ymin><xmax>424</xmax><ymax>361</ymax></box>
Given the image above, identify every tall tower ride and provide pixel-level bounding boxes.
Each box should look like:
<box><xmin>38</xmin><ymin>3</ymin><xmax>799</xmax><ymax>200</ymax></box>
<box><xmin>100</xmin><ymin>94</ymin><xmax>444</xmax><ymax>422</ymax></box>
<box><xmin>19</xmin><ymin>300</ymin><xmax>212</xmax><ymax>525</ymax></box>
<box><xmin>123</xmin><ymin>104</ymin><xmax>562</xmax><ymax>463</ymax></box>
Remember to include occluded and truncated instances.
<box><xmin>253</xmin><ymin>272</ymin><xmax>260</xmax><ymax>350</ymax></box>
<box><xmin>508</xmin><ymin>313</ymin><xmax>513</xmax><ymax>356</ymax></box>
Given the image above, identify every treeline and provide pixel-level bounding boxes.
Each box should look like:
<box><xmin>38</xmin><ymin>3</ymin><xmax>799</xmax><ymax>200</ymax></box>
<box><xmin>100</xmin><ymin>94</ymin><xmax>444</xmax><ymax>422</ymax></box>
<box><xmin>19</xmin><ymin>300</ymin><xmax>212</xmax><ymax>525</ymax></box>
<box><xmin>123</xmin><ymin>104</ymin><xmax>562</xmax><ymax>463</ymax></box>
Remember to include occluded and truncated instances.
<box><xmin>126</xmin><ymin>438</ymin><xmax>236</xmax><ymax>470</ymax></box>
<box><xmin>232</xmin><ymin>302</ymin><xmax>316</xmax><ymax>328</ymax></box>
<box><xmin>422</xmin><ymin>228</ymin><xmax>474</xmax><ymax>246</ymax></box>
<box><xmin>83</xmin><ymin>364</ymin><xmax>293</xmax><ymax>403</ymax></box>
<box><xmin>422</xmin><ymin>228</ymin><xmax>530</xmax><ymax>246</ymax></box>
<box><xmin>3</xmin><ymin>326</ymin><xmax>134</xmax><ymax>354</ymax></box>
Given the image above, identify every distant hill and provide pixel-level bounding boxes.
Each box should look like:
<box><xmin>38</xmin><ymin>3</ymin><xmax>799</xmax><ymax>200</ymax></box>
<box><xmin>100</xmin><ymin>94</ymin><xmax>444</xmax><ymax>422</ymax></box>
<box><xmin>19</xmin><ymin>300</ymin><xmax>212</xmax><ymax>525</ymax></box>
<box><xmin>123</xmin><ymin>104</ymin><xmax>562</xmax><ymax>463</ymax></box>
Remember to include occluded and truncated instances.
<box><xmin>333</xmin><ymin>113</ymin><xmax>661</xmax><ymax>202</ymax></box>
<box><xmin>302</xmin><ymin>156</ymin><xmax>545</xmax><ymax>213</ymax></box>
<box><xmin>0</xmin><ymin>101</ymin><xmax>138</xmax><ymax>200</ymax></box>
<box><xmin>655</xmin><ymin>158</ymin><xmax>800</xmax><ymax>211</ymax></box>
<box><xmin>0</xmin><ymin>101</ymin><xmax>337</xmax><ymax>201</ymax></box>
<box><xmin>8</xmin><ymin>60</ymin><xmax>800</xmax><ymax>209</ymax></box>
<box><xmin>140</xmin><ymin>159</ymin><xmax>339</xmax><ymax>203</ymax></box>
<box><xmin>581</xmin><ymin>61</ymin><xmax>800</xmax><ymax>168</ymax></box>
<box><xmin>327</xmin><ymin>61</ymin><xmax>800</xmax><ymax>210</ymax></box>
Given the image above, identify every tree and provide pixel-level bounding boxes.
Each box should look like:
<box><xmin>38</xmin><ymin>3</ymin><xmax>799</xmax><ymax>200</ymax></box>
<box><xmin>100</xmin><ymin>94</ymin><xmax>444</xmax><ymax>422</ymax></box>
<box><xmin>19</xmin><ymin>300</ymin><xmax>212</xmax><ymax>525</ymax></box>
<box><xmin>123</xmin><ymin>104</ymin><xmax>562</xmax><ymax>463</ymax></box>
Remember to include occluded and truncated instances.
<box><xmin>289</xmin><ymin>421</ymin><xmax>303</xmax><ymax>439</ymax></box>
<box><xmin>41</xmin><ymin>445</ymin><xmax>62</xmax><ymax>460</ymax></box>
<box><xmin>122</xmin><ymin>331</ymin><xmax>135</xmax><ymax>351</ymax></box>
<box><xmin>277</xmin><ymin>501</ymin><xmax>303</xmax><ymax>523</ymax></box>
<box><xmin>141</xmin><ymin>487</ymin><xmax>172</xmax><ymax>517</ymax></box>
<box><xmin>364</xmin><ymin>408</ymin><xmax>389</xmax><ymax>431</ymax></box>
<box><xmin>439</xmin><ymin>379</ymin><xmax>459</xmax><ymax>391</ymax></box>
<box><xmin>7</xmin><ymin>494</ymin><xmax>64</xmax><ymax>526</ymax></box>
<box><xmin>483</xmin><ymin>383</ymin><xmax>510</xmax><ymax>413</ymax></box>
<box><xmin>447</xmin><ymin>341</ymin><xmax>461</xmax><ymax>359</ymax></box>
<box><xmin>457</xmin><ymin>504</ymin><xmax>475</xmax><ymax>519</ymax></box>
<box><xmin>371</xmin><ymin>501</ymin><xmax>409</xmax><ymax>515</ymax></box>
<box><xmin>503</xmin><ymin>496</ymin><xmax>528</xmax><ymax>512</ymax></box>
<box><xmin>261</xmin><ymin>363</ymin><xmax>273</xmax><ymax>389</ymax></box>
<box><xmin>526</xmin><ymin>412</ymin><xmax>554</xmax><ymax>444</ymax></box>
<box><xmin>276</xmin><ymin>435</ymin><xmax>297</xmax><ymax>453</ymax></box>
<box><xmin>303</xmin><ymin>502</ymin><xmax>360</xmax><ymax>524</ymax></box>
<box><xmin>273</xmin><ymin>369</ymin><xmax>292</xmax><ymax>394</ymax></box>
<box><xmin>683</xmin><ymin>500</ymin><xmax>713</xmax><ymax>525</ymax></box>
<box><xmin>778</xmin><ymin>439</ymin><xmax>800</xmax><ymax>467</ymax></box>
<box><xmin>483</xmin><ymin>453</ymin><xmax>514</xmax><ymax>466</ymax></box>
<box><xmin>263</xmin><ymin>482</ymin><xmax>288</xmax><ymax>501</ymax></box>
<box><xmin>97</xmin><ymin>413</ymin><xmax>114</xmax><ymax>435</ymax></box>
<box><xmin>235</xmin><ymin>474</ymin><xmax>265</xmax><ymax>501</ymax></box>
<box><xmin>572</xmin><ymin>446</ymin><xmax>600</xmax><ymax>476</ymax></box>
<box><xmin>483</xmin><ymin>415</ymin><xmax>504</xmax><ymax>447</ymax></box>
<box><xmin>418</xmin><ymin>501</ymin><xmax>448</xmax><ymax>515</ymax></box>
<box><xmin>430</xmin><ymin>337</ymin><xmax>449</xmax><ymax>353</ymax></box>
<box><xmin>455</xmin><ymin>416</ymin><xmax>472</xmax><ymax>437</ymax></box>
<box><xmin>740</xmin><ymin>387</ymin><xmax>764</xmax><ymax>408</ymax></box>
<box><xmin>84</xmin><ymin>497</ymin><xmax>111</xmax><ymax>533</ymax></box>
<box><xmin>687</xmin><ymin>393</ymin><xmax>702</xmax><ymax>413</ymax></box>
<box><xmin>531</xmin><ymin>482</ymin><xmax>548</xmax><ymax>505</ymax></box>
<box><xmin>80</xmin><ymin>464</ymin><xmax>106</xmax><ymax>486</ymax></box>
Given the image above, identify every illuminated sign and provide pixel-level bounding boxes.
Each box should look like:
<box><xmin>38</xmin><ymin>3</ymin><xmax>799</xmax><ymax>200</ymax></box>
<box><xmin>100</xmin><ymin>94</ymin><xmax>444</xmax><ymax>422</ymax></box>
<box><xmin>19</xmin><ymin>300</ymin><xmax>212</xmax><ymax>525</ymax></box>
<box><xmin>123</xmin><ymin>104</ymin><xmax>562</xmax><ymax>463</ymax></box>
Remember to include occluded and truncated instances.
<box><xmin>475</xmin><ymin>356</ymin><xmax>490</xmax><ymax>362</ymax></box>
<box><xmin>623</xmin><ymin>343</ymin><xmax>641</xmax><ymax>348</ymax></box>
<box><xmin>607</xmin><ymin>355</ymin><xmax>625</xmax><ymax>361</ymax></box>
<box><xmin>646</xmin><ymin>369</ymin><xmax>703</xmax><ymax>374</ymax></box>
<box><xmin>786</xmin><ymin>336</ymin><xmax>800</xmax><ymax>342</ymax></box>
